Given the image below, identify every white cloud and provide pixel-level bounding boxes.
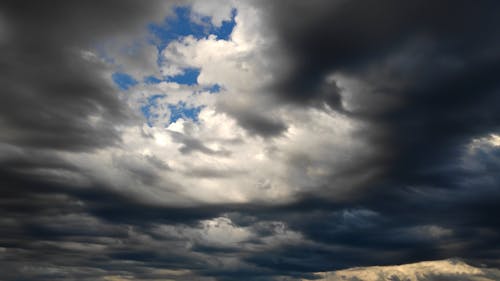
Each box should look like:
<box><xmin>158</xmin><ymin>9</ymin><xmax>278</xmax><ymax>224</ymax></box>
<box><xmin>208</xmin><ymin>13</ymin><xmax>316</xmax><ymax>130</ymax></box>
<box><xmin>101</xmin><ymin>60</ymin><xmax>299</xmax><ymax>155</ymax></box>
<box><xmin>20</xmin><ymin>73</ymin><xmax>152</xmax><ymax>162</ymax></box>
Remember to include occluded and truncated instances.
<box><xmin>307</xmin><ymin>259</ymin><xmax>499</xmax><ymax>281</ymax></box>
<box><xmin>48</xmin><ymin>1</ymin><xmax>381</xmax><ymax>208</ymax></box>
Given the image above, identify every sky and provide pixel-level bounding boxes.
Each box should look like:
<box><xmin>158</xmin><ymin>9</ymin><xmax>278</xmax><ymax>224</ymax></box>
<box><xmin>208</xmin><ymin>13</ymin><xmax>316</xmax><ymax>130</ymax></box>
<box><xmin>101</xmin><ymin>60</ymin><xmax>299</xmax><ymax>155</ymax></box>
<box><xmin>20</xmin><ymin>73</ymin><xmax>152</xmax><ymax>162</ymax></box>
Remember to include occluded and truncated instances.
<box><xmin>0</xmin><ymin>1</ymin><xmax>500</xmax><ymax>280</ymax></box>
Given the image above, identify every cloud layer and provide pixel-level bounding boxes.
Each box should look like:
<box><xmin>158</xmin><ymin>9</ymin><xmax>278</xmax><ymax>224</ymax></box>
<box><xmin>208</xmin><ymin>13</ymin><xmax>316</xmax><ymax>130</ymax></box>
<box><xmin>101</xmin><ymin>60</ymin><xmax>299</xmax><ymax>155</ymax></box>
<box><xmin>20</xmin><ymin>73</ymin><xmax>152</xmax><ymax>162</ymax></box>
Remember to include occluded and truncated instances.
<box><xmin>0</xmin><ymin>1</ymin><xmax>500</xmax><ymax>280</ymax></box>
<box><xmin>310</xmin><ymin>259</ymin><xmax>500</xmax><ymax>281</ymax></box>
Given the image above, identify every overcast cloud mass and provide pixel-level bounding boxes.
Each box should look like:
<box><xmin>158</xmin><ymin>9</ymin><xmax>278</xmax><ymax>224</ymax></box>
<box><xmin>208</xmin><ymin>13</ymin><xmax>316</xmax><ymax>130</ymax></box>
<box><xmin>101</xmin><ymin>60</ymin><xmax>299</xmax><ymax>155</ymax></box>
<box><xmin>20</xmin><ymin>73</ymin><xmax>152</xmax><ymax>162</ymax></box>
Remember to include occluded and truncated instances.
<box><xmin>1</xmin><ymin>1</ymin><xmax>500</xmax><ymax>280</ymax></box>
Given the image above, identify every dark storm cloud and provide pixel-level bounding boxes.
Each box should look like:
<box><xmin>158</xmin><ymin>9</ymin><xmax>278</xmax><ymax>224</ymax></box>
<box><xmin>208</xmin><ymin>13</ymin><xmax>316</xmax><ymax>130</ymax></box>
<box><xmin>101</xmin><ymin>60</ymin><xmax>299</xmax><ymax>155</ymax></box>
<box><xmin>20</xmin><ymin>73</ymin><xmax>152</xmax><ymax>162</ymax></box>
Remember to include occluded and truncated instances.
<box><xmin>258</xmin><ymin>0</ymin><xmax>500</xmax><ymax>181</ymax></box>
<box><xmin>262</xmin><ymin>0</ymin><xmax>500</xmax><ymax>105</ymax></box>
<box><xmin>0</xmin><ymin>1</ymin><xmax>221</xmax><ymax>280</ymax></box>
<box><xmin>1</xmin><ymin>0</ymin><xmax>500</xmax><ymax>281</ymax></box>
<box><xmin>1</xmin><ymin>154</ymin><xmax>499</xmax><ymax>281</ymax></box>
<box><xmin>241</xmin><ymin>148</ymin><xmax>500</xmax><ymax>271</ymax></box>
<box><xmin>243</xmin><ymin>0</ymin><xmax>500</xmax><ymax>268</ymax></box>
<box><xmin>258</xmin><ymin>0</ymin><xmax>500</xmax><ymax>189</ymax></box>
<box><xmin>0</xmin><ymin>165</ymin><xmax>222</xmax><ymax>280</ymax></box>
<box><xmin>0</xmin><ymin>0</ymin><xmax>172</xmax><ymax>151</ymax></box>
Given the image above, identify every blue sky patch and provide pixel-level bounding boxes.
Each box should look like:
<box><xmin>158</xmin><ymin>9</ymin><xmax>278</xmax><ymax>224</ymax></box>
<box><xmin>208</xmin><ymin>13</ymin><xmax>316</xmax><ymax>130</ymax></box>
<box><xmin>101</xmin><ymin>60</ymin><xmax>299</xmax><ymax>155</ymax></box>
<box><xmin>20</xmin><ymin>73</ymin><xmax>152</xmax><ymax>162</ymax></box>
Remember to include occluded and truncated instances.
<box><xmin>112</xmin><ymin>72</ymin><xmax>138</xmax><ymax>90</ymax></box>
<box><xmin>144</xmin><ymin>75</ymin><xmax>163</xmax><ymax>84</ymax></box>
<box><xmin>144</xmin><ymin>70</ymin><xmax>201</xmax><ymax>86</ymax></box>
<box><xmin>212</xmin><ymin>9</ymin><xmax>237</xmax><ymax>40</ymax></box>
<box><xmin>148</xmin><ymin>6</ymin><xmax>237</xmax><ymax>50</ymax></box>
<box><xmin>168</xmin><ymin>102</ymin><xmax>203</xmax><ymax>123</ymax></box>
<box><xmin>167</xmin><ymin>68</ymin><xmax>200</xmax><ymax>85</ymax></box>
<box><xmin>205</xmin><ymin>84</ymin><xmax>221</xmax><ymax>93</ymax></box>
<box><xmin>140</xmin><ymin>97</ymin><xmax>202</xmax><ymax>126</ymax></box>
<box><xmin>141</xmin><ymin>94</ymin><xmax>165</xmax><ymax>126</ymax></box>
<box><xmin>119</xmin><ymin>6</ymin><xmax>234</xmax><ymax>126</ymax></box>
<box><xmin>149</xmin><ymin>7</ymin><xmax>207</xmax><ymax>50</ymax></box>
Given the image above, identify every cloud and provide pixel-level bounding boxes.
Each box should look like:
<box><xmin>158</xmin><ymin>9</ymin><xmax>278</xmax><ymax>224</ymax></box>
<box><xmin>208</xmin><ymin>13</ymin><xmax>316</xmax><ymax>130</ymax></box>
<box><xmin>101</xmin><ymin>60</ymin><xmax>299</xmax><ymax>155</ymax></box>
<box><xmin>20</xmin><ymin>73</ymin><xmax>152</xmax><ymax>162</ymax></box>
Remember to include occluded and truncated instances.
<box><xmin>308</xmin><ymin>259</ymin><xmax>500</xmax><ymax>281</ymax></box>
<box><xmin>256</xmin><ymin>0</ymin><xmax>500</xmax><ymax>186</ymax></box>
<box><xmin>0</xmin><ymin>0</ymin><xmax>181</xmax><ymax>152</ymax></box>
<box><xmin>1</xmin><ymin>1</ymin><xmax>500</xmax><ymax>280</ymax></box>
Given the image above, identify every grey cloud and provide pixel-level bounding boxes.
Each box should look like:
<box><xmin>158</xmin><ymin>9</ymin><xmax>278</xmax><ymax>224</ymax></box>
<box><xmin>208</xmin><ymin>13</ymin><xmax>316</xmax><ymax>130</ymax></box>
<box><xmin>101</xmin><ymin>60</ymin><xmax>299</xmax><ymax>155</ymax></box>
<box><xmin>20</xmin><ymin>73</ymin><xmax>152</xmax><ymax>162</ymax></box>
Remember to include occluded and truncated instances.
<box><xmin>111</xmin><ymin>42</ymin><xmax>162</xmax><ymax>80</ymax></box>
<box><xmin>170</xmin><ymin>130</ymin><xmax>232</xmax><ymax>156</ymax></box>
<box><xmin>1</xmin><ymin>0</ymin><xmax>500</xmax><ymax>280</ymax></box>
<box><xmin>112</xmin><ymin>154</ymin><xmax>162</xmax><ymax>186</ymax></box>
<box><xmin>145</xmin><ymin>154</ymin><xmax>171</xmax><ymax>170</ymax></box>
<box><xmin>245</xmin><ymin>0</ymin><xmax>500</xmax><ymax>268</ymax></box>
<box><xmin>256</xmin><ymin>0</ymin><xmax>500</xmax><ymax>189</ymax></box>
<box><xmin>216</xmin><ymin>99</ymin><xmax>289</xmax><ymax>138</ymax></box>
<box><xmin>230</xmin><ymin>111</ymin><xmax>288</xmax><ymax>138</ymax></box>
<box><xmin>184</xmin><ymin>167</ymin><xmax>246</xmax><ymax>178</ymax></box>
<box><xmin>0</xmin><ymin>0</ymin><xmax>173</xmax><ymax>152</ymax></box>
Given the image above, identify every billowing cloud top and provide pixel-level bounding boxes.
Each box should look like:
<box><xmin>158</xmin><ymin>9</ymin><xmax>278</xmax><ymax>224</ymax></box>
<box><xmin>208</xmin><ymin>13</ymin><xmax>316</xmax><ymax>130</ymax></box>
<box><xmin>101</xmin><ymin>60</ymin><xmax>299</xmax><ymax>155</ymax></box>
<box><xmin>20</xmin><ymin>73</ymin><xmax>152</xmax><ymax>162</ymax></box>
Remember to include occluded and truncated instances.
<box><xmin>0</xmin><ymin>1</ymin><xmax>500</xmax><ymax>280</ymax></box>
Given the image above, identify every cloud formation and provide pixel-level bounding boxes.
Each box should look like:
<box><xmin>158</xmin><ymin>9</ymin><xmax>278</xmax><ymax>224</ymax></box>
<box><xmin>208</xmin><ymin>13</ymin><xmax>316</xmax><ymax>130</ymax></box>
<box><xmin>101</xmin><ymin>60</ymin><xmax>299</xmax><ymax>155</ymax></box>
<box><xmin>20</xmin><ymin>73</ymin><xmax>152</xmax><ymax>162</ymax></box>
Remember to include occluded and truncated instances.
<box><xmin>309</xmin><ymin>259</ymin><xmax>500</xmax><ymax>281</ymax></box>
<box><xmin>0</xmin><ymin>1</ymin><xmax>500</xmax><ymax>280</ymax></box>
